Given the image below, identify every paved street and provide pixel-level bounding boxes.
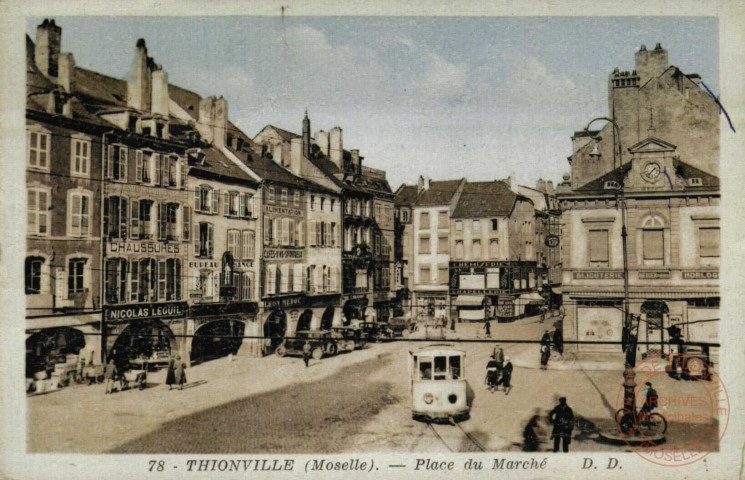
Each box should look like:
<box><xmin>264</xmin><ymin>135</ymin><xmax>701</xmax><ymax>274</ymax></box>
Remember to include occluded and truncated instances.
<box><xmin>28</xmin><ymin>315</ymin><xmax>719</xmax><ymax>454</ymax></box>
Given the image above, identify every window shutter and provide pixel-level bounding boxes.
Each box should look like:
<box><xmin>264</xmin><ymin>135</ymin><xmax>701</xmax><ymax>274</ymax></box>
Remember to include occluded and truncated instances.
<box><xmin>309</xmin><ymin>221</ymin><xmax>316</xmax><ymax>246</ymax></box>
<box><xmin>207</xmin><ymin>224</ymin><xmax>214</xmax><ymax>257</ymax></box>
<box><xmin>224</xmin><ymin>192</ymin><xmax>230</xmax><ymax>216</ymax></box>
<box><xmin>103</xmin><ymin>196</ymin><xmax>110</xmax><ymax>237</ymax></box>
<box><xmin>135</xmin><ymin>150</ymin><xmax>143</xmax><ymax>183</ymax></box>
<box><xmin>298</xmin><ymin>221</ymin><xmax>305</xmax><ymax>247</ymax></box>
<box><xmin>272</xmin><ymin>219</ymin><xmax>280</xmax><ymax>246</ymax></box>
<box><xmin>154</xmin><ymin>153</ymin><xmax>161</xmax><ymax>186</ymax></box>
<box><xmin>264</xmin><ymin>218</ymin><xmax>271</xmax><ymax>245</ymax></box>
<box><xmin>330</xmin><ymin>267</ymin><xmax>337</xmax><ymax>291</ymax></box>
<box><xmin>158</xmin><ymin>203</ymin><xmax>167</xmax><ymax>241</ymax></box>
<box><xmin>183</xmin><ymin>207</ymin><xmax>191</xmax><ymax>241</ymax></box>
<box><xmin>158</xmin><ymin>260</ymin><xmax>167</xmax><ymax>300</ymax></box>
<box><xmin>240</xmin><ymin>194</ymin><xmax>247</xmax><ymax>217</ymax></box>
<box><xmin>194</xmin><ymin>186</ymin><xmax>201</xmax><ymax>211</ymax></box>
<box><xmin>212</xmin><ymin>189</ymin><xmax>219</xmax><ymax>215</ymax></box>
<box><xmin>194</xmin><ymin>224</ymin><xmax>201</xmax><ymax>255</ymax></box>
<box><xmin>159</xmin><ymin>154</ymin><xmax>166</xmax><ymax>186</ymax></box>
<box><xmin>105</xmin><ymin>145</ymin><xmax>113</xmax><ymax>179</ymax></box>
<box><xmin>120</xmin><ymin>198</ymin><xmax>129</xmax><ymax>239</ymax></box>
<box><xmin>180</xmin><ymin>162</ymin><xmax>187</xmax><ymax>189</ymax></box>
<box><xmin>130</xmin><ymin>260</ymin><xmax>139</xmax><ymax>302</ymax></box>
<box><xmin>131</xmin><ymin>200</ymin><xmax>140</xmax><ymax>239</ymax></box>
<box><xmin>121</xmin><ymin>147</ymin><xmax>128</xmax><ymax>181</ymax></box>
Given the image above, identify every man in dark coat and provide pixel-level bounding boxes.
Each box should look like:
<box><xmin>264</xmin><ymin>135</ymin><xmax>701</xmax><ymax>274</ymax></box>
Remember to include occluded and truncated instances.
<box><xmin>522</xmin><ymin>414</ymin><xmax>542</xmax><ymax>452</ymax></box>
<box><xmin>540</xmin><ymin>330</ymin><xmax>552</xmax><ymax>347</ymax></box>
<box><xmin>104</xmin><ymin>359</ymin><xmax>118</xmax><ymax>394</ymax></box>
<box><xmin>485</xmin><ymin>355</ymin><xmax>498</xmax><ymax>392</ymax></box>
<box><xmin>540</xmin><ymin>344</ymin><xmax>550</xmax><ymax>370</ymax></box>
<box><xmin>549</xmin><ymin>397</ymin><xmax>574</xmax><ymax>452</ymax></box>
<box><xmin>484</xmin><ymin>320</ymin><xmax>491</xmax><ymax>338</ymax></box>
<box><xmin>174</xmin><ymin>355</ymin><xmax>187</xmax><ymax>390</ymax></box>
<box><xmin>497</xmin><ymin>356</ymin><xmax>513</xmax><ymax>394</ymax></box>
<box><xmin>553</xmin><ymin>328</ymin><xmax>564</xmax><ymax>356</ymax></box>
<box><xmin>640</xmin><ymin>382</ymin><xmax>659</xmax><ymax>417</ymax></box>
<box><xmin>166</xmin><ymin>355</ymin><xmax>176</xmax><ymax>390</ymax></box>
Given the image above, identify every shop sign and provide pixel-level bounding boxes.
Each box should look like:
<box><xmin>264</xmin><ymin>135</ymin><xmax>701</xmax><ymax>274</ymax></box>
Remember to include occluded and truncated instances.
<box><xmin>682</xmin><ymin>271</ymin><xmax>719</xmax><ymax>280</ymax></box>
<box><xmin>189</xmin><ymin>260</ymin><xmax>219</xmax><ymax>269</ymax></box>
<box><xmin>572</xmin><ymin>271</ymin><xmax>624</xmax><ymax>280</ymax></box>
<box><xmin>264</xmin><ymin>205</ymin><xmax>303</xmax><ymax>217</ymax></box>
<box><xmin>545</xmin><ymin>234</ymin><xmax>560</xmax><ymax>248</ymax></box>
<box><xmin>104</xmin><ymin>301</ymin><xmax>187</xmax><ymax>322</ymax></box>
<box><xmin>108</xmin><ymin>241</ymin><xmax>180</xmax><ymax>256</ymax></box>
<box><xmin>263</xmin><ymin>295</ymin><xmax>306</xmax><ymax>309</ymax></box>
<box><xmin>264</xmin><ymin>248</ymin><xmax>303</xmax><ymax>259</ymax></box>
<box><xmin>457</xmin><ymin>288</ymin><xmax>500</xmax><ymax>295</ymax></box>
<box><xmin>190</xmin><ymin>301</ymin><xmax>258</xmax><ymax>317</ymax></box>
<box><xmin>639</xmin><ymin>271</ymin><xmax>670</xmax><ymax>280</ymax></box>
<box><xmin>451</xmin><ymin>261</ymin><xmax>508</xmax><ymax>269</ymax></box>
<box><xmin>234</xmin><ymin>260</ymin><xmax>254</xmax><ymax>269</ymax></box>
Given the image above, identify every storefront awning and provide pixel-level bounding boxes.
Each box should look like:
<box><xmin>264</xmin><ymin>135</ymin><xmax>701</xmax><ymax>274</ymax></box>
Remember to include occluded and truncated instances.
<box><xmin>453</xmin><ymin>295</ymin><xmax>485</xmax><ymax>307</ymax></box>
<box><xmin>518</xmin><ymin>292</ymin><xmax>545</xmax><ymax>303</ymax></box>
<box><xmin>460</xmin><ymin>308</ymin><xmax>485</xmax><ymax>320</ymax></box>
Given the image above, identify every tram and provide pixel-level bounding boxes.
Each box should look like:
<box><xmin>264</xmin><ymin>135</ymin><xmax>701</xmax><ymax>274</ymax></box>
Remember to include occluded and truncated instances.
<box><xmin>410</xmin><ymin>344</ymin><xmax>470</xmax><ymax>421</ymax></box>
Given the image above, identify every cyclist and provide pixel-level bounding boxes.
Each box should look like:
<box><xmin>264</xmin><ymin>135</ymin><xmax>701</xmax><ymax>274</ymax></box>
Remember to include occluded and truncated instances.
<box><xmin>640</xmin><ymin>382</ymin><xmax>659</xmax><ymax>419</ymax></box>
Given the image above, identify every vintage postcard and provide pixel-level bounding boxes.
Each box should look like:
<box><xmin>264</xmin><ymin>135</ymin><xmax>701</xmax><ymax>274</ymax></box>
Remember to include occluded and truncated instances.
<box><xmin>1</xmin><ymin>1</ymin><xmax>744</xmax><ymax>479</ymax></box>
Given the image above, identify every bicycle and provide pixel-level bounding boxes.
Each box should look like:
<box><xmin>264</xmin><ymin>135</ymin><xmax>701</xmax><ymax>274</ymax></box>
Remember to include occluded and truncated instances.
<box><xmin>615</xmin><ymin>407</ymin><xmax>667</xmax><ymax>436</ymax></box>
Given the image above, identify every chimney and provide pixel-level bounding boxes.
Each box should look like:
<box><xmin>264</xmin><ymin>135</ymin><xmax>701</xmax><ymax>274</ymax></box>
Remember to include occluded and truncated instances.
<box><xmin>127</xmin><ymin>39</ymin><xmax>152</xmax><ymax>112</ymax></box>
<box><xmin>536</xmin><ymin>178</ymin><xmax>546</xmax><ymax>192</ymax></box>
<box><xmin>417</xmin><ymin>175</ymin><xmax>430</xmax><ymax>192</ymax></box>
<box><xmin>546</xmin><ymin>180</ymin><xmax>554</xmax><ymax>195</ymax></box>
<box><xmin>273</xmin><ymin>143</ymin><xmax>284</xmax><ymax>166</ymax></box>
<box><xmin>315</xmin><ymin>130</ymin><xmax>329</xmax><ymax>156</ymax></box>
<box><xmin>57</xmin><ymin>53</ymin><xmax>75</xmax><ymax>93</ymax></box>
<box><xmin>329</xmin><ymin>127</ymin><xmax>343</xmax><ymax>168</ymax></box>
<box><xmin>35</xmin><ymin>19</ymin><xmax>62</xmax><ymax>78</ymax></box>
<box><xmin>505</xmin><ymin>176</ymin><xmax>517</xmax><ymax>193</ymax></box>
<box><xmin>151</xmin><ymin>68</ymin><xmax>169</xmax><ymax>118</ymax></box>
<box><xmin>302</xmin><ymin>111</ymin><xmax>311</xmax><ymax>158</ymax></box>
<box><xmin>197</xmin><ymin>96</ymin><xmax>228</xmax><ymax>149</ymax></box>
<box><xmin>635</xmin><ymin>43</ymin><xmax>669</xmax><ymax>86</ymax></box>
<box><xmin>350</xmin><ymin>149</ymin><xmax>361</xmax><ymax>177</ymax></box>
<box><xmin>290</xmin><ymin>138</ymin><xmax>303</xmax><ymax>176</ymax></box>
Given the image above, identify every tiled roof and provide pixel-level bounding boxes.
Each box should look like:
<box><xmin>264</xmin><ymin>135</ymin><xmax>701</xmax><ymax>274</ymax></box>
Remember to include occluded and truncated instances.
<box><xmin>394</xmin><ymin>185</ymin><xmax>419</xmax><ymax>207</ymax></box>
<box><xmin>414</xmin><ymin>179</ymin><xmax>464</xmax><ymax>207</ymax></box>
<box><xmin>451</xmin><ymin>181</ymin><xmax>517</xmax><ymax>218</ymax></box>
<box><xmin>189</xmin><ymin>147</ymin><xmax>257</xmax><ymax>186</ymax></box>
<box><xmin>576</xmin><ymin>159</ymin><xmax>719</xmax><ymax>192</ymax></box>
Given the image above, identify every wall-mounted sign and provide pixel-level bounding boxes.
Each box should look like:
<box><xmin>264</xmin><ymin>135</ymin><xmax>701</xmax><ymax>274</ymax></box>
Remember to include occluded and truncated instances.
<box><xmin>104</xmin><ymin>301</ymin><xmax>187</xmax><ymax>322</ymax></box>
<box><xmin>639</xmin><ymin>271</ymin><xmax>670</xmax><ymax>280</ymax></box>
<box><xmin>108</xmin><ymin>241</ymin><xmax>180</xmax><ymax>256</ymax></box>
<box><xmin>189</xmin><ymin>260</ymin><xmax>219</xmax><ymax>269</ymax></box>
<box><xmin>264</xmin><ymin>248</ymin><xmax>303</xmax><ymax>259</ymax></box>
<box><xmin>264</xmin><ymin>205</ymin><xmax>303</xmax><ymax>217</ymax></box>
<box><xmin>545</xmin><ymin>234</ymin><xmax>560</xmax><ymax>248</ymax></box>
<box><xmin>572</xmin><ymin>271</ymin><xmax>625</xmax><ymax>280</ymax></box>
<box><xmin>263</xmin><ymin>295</ymin><xmax>307</xmax><ymax>309</ymax></box>
<box><xmin>682</xmin><ymin>271</ymin><xmax>719</xmax><ymax>280</ymax></box>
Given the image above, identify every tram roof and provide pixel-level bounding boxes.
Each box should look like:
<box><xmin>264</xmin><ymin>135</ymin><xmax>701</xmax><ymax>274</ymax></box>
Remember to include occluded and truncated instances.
<box><xmin>412</xmin><ymin>344</ymin><xmax>465</xmax><ymax>357</ymax></box>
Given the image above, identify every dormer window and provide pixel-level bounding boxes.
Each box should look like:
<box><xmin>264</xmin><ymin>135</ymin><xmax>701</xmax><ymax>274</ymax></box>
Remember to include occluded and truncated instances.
<box><xmin>688</xmin><ymin>178</ymin><xmax>702</xmax><ymax>186</ymax></box>
<box><xmin>604</xmin><ymin>181</ymin><xmax>618</xmax><ymax>190</ymax></box>
<box><xmin>156</xmin><ymin>123</ymin><xmax>164</xmax><ymax>139</ymax></box>
<box><xmin>128</xmin><ymin>115</ymin><xmax>138</xmax><ymax>132</ymax></box>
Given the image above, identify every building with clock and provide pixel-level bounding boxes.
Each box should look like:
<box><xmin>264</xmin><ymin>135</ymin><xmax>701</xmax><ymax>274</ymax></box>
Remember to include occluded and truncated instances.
<box><xmin>556</xmin><ymin>43</ymin><xmax>720</xmax><ymax>358</ymax></box>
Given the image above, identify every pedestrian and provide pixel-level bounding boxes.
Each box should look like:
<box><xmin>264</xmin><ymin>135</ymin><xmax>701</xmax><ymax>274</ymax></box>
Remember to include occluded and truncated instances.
<box><xmin>540</xmin><ymin>343</ymin><xmax>550</xmax><ymax>370</ymax></box>
<box><xmin>540</xmin><ymin>305</ymin><xmax>546</xmax><ymax>323</ymax></box>
<box><xmin>104</xmin><ymin>359</ymin><xmax>118</xmax><ymax>394</ymax></box>
<box><xmin>553</xmin><ymin>328</ymin><xmax>564</xmax><ymax>357</ymax></box>
<box><xmin>483</xmin><ymin>319</ymin><xmax>491</xmax><ymax>338</ymax></box>
<box><xmin>541</xmin><ymin>330</ymin><xmax>552</xmax><ymax>348</ymax></box>
<box><xmin>497</xmin><ymin>355</ymin><xmax>513</xmax><ymax>394</ymax></box>
<box><xmin>485</xmin><ymin>355</ymin><xmax>498</xmax><ymax>392</ymax></box>
<box><xmin>174</xmin><ymin>355</ymin><xmax>187</xmax><ymax>390</ymax></box>
<box><xmin>549</xmin><ymin>397</ymin><xmax>574</xmax><ymax>453</ymax></box>
<box><xmin>302</xmin><ymin>341</ymin><xmax>311</xmax><ymax>367</ymax></box>
<box><xmin>165</xmin><ymin>355</ymin><xmax>176</xmax><ymax>390</ymax></box>
<box><xmin>522</xmin><ymin>414</ymin><xmax>542</xmax><ymax>452</ymax></box>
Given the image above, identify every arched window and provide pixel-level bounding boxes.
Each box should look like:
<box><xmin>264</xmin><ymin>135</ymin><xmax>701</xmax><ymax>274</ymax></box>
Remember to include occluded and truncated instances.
<box><xmin>642</xmin><ymin>216</ymin><xmax>665</xmax><ymax>266</ymax></box>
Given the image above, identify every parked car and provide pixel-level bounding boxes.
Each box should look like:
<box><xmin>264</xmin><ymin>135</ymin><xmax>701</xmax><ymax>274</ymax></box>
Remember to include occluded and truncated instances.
<box><xmin>666</xmin><ymin>344</ymin><xmax>713</xmax><ymax>380</ymax></box>
<box><xmin>358</xmin><ymin>321</ymin><xmax>394</xmax><ymax>342</ymax></box>
<box><xmin>389</xmin><ymin>315</ymin><xmax>417</xmax><ymax>337</ymax></box>
<box><xmin>330</xmin><ymin>326</ymin><xmax>365</xmax><ymax>350</ymax></box>
<box><xmin>276</xmin><ymin>330</ymin><xmax>338</xmax><ymax>360</ymax></box>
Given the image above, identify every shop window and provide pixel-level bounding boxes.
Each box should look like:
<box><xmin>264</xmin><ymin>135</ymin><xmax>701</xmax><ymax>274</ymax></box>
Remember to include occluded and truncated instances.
<box><xmin>25</xmin><ymin>257</ymin><xmax>44</xmax><ymax>294</ymax></box>
<box><xmin>588</xmin><ymin>229</ymin><xmax>609</xmax><ymax>268</ymax></box>
<box><xmin>27</xmin><ymin>187</ymin><xmax>50</xmax><ymax>236</ymax></box>
<box><xmin>70</xmin><ymin>137</ymin><xmax>90</xmax><ymax>177</ymax></box>
<box><xmin>27</xmin><ymin>127</ymin><xmax>50</xmax><ymax>171</ymax></box>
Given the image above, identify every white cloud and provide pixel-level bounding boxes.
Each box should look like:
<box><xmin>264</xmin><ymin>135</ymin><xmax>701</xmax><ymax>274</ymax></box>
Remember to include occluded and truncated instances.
<box><xmin>419</xmin><ymin>52</ymin><xmax>469</xmax><ymax>101</ymax></box>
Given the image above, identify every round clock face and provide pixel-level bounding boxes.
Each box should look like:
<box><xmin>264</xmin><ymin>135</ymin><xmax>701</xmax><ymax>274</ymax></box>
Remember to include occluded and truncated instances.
<box><xmin>641</xmin><ymin>161</ymin><xmax>662</xmax><ymax>182</ymax></box>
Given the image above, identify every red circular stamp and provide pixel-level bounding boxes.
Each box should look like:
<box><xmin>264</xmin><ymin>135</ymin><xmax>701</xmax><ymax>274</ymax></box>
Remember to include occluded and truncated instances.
<box><xmin>613</xmin><ymin>352</ymin><xmax>729</xmax><ymax>467</ymax></box>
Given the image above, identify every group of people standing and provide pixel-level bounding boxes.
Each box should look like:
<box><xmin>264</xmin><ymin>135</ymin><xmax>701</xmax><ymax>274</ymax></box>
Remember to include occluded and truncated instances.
<box><xmin>522</xmin><ymin>397</ymin><xmax>576</xmax><ymax>453</ymax></box>
<box><xmin>485</xmin><ymin>346</ymin><xmax>513</xmax><ymax>394</ymax></box>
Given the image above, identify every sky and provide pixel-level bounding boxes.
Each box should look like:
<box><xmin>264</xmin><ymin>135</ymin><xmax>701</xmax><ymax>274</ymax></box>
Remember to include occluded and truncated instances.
<box><xmin>27</xmin><ymin>16</ymin><xmax>718</xmax><ymax>190</ymax></box>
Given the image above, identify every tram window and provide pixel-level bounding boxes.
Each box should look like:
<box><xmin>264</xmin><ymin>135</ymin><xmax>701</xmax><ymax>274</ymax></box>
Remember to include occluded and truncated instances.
<box><xmin>434</xmin><ymin>356</ymin><xmax>447</xmax><ymax>380</ymax></box>
<box><xmin>419</xmin><ymin>359</ymin><xmax>432</xmax><ymax>380</ymax></box>
<box><xmin>449</xmin><ymin>356</ymin><xmax>461</xmax><ymax>379</ymax></box>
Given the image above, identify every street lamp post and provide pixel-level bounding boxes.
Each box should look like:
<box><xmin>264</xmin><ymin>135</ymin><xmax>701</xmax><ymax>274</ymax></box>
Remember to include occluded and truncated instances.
<box><xmin>586</xmin><ymin>117</ymin><xmax>639</xmax><ymax>434</ymax></box>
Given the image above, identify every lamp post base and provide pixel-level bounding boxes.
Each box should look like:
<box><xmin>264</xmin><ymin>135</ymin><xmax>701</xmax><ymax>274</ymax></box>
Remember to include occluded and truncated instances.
<box><xmin>598</xmin><ymin>428</ymin><xmax>666</xmax><ymax>445</ymax></box>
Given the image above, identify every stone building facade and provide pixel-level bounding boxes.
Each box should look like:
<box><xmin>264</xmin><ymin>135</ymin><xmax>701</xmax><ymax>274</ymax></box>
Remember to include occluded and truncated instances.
<box><xmin>557</xmin><ymin>44</ymin><xmax>720</xmax><ymax>356</ymax></box>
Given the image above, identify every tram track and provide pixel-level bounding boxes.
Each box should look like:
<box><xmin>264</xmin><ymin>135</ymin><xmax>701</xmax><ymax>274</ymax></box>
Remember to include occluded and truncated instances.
<box><xmin>426</xmin><ymin>417</ymin><xmax>486</xmax><ymax>453</ymax></box>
